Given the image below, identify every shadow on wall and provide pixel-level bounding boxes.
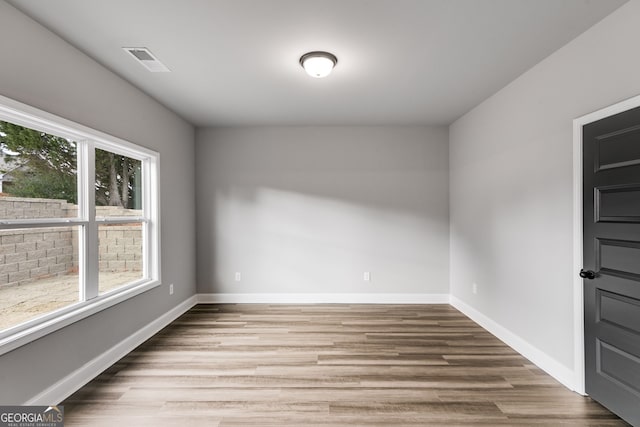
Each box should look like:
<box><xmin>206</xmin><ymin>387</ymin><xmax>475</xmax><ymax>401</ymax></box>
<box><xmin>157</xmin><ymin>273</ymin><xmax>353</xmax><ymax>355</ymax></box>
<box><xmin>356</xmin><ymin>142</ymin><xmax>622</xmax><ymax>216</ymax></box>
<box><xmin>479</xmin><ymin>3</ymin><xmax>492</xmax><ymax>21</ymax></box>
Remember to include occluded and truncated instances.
<box><xmin>195</xmin><ymin>126</ymin><xmax>450</xmax><ymax>295</ymax></box>
<box><xmin>199</xmin><ymin>181</ymin><xmax>449</xmax><ymax>295</ymax></box>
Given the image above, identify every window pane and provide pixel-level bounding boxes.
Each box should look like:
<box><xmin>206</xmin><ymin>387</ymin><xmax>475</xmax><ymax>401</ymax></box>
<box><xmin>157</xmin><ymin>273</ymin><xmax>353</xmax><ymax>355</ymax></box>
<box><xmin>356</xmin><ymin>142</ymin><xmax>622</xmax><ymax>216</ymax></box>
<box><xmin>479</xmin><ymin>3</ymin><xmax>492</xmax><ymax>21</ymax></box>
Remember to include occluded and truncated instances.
<box><xmin>0</xmin><ymin>226</ymin><xmax>80</xmax><ymax>332</ymax></box>
<box><xmin>95</xmin><ymin>148</ymin><xmax>142</xmax><ymax>216</ymax></box>
<box><xmin>98</xmin><ymin>223</ymin><xmax>143</xmax><ymax>294</ymax></box>
<box><xmin>0</xmin><ymin>121</ymin><xmax>77</xmax><ymax>219</ymax></box>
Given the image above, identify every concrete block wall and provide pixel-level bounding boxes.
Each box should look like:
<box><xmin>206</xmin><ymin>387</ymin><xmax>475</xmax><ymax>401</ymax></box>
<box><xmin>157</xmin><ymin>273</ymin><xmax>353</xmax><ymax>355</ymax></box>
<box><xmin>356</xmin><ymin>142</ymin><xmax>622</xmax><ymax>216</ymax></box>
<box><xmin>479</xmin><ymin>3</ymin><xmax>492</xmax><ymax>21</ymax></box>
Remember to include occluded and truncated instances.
<box><xmin>0</xmin><ymin>197</ymin><xmax>142</xmax><ymax>288</ymax></box>
<box><xmin>97</xmin><ymin>206</ymin><xmax>143</xmax><ymax>272</ymax></box>
<box><xmin>0</xmin><ymin>196</ymin><xmax>74</xmax><ymax>219</ymax></box>
<box><xmin>98</xmin><ymin>224</ymin><xmax>143</xmax><ymax>272</ymax></box>
<box><xmin>0</xmin><ymin>227</ymin><xmax>76</xmax><ymax>286</ymax></box>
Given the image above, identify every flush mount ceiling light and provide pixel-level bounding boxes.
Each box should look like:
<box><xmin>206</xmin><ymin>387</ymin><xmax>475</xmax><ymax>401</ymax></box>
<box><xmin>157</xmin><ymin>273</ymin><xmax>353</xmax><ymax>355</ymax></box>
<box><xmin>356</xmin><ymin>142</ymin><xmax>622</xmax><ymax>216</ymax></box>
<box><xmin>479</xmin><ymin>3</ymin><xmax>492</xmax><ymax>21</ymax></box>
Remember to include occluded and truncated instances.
<box><xmin>299</xmin><ymin>51</ymin><xmax>338</xmax><ymax>78</ymax></box>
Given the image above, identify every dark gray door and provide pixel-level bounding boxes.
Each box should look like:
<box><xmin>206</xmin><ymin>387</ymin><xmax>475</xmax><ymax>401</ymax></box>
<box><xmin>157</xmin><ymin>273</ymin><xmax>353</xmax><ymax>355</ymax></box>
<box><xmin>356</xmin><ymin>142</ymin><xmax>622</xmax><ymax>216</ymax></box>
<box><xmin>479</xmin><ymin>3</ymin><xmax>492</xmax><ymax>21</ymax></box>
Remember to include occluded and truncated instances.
<box><xmin>583</xmin><ymin>105</ymin><xmax>640</xmax><ymax>426</ymax></box>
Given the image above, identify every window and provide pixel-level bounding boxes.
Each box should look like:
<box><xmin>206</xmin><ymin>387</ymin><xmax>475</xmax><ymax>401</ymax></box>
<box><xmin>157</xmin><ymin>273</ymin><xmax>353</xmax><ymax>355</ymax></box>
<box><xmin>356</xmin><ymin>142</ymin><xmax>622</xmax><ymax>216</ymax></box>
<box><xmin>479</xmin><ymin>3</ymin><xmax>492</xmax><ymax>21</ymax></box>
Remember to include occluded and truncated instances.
<box><xmin>0</xmin><ymin>95</ymin><xmax>160</xmax><ymax>354</ymax></box>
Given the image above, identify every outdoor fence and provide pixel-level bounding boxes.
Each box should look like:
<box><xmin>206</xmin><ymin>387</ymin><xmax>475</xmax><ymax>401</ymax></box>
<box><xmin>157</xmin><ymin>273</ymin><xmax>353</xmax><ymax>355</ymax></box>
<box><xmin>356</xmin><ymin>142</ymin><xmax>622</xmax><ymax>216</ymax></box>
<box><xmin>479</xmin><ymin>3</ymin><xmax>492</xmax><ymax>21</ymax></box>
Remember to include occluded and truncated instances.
<box><xmin>0</xmin><ymin>196</ymin><xmax>142</xmax><ymax>288</ymax></box>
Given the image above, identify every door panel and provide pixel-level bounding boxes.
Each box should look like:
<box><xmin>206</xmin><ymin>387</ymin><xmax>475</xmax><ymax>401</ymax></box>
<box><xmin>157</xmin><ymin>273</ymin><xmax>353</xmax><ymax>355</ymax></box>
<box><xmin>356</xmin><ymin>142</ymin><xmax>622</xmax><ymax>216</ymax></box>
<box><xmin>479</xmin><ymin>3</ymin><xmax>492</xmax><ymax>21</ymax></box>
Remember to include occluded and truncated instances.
<box><xmin>597</xmin><ymin>238</ymin><xmax>640</xmax><ymax>278</ymax></box>
<box><xmin>584</xmin><ymin>105</ymin><xmax>640</xmax><ymax>426</ymax></box>
<box><xmin>595</xmin><ymin>124</ymin><xmax>640</xmax><ymax>171</ymax></box>
<box><xmin>596</xmin><ymin>184</ymin><xmax>640</xmax><ymax>221</ymax></box>
<box><xmin>598</xmin><ymin>290</ymin><xmax>640</xmax><ymax>335</ymax></box>
<box><xmin>597</xmin><ymin>340</ymin><xmax>640</xmax><ymax>396</ymax></box>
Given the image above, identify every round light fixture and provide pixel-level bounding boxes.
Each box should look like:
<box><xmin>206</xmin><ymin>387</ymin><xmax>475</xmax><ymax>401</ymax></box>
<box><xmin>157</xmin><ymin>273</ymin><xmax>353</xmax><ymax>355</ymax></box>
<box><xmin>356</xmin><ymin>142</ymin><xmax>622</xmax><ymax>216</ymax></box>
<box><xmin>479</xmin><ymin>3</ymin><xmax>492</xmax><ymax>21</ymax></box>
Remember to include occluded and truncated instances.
<box><xmin>299</xmin><ymin>51</ymin><xmax>337</xmax><ymax>78</ymax></box>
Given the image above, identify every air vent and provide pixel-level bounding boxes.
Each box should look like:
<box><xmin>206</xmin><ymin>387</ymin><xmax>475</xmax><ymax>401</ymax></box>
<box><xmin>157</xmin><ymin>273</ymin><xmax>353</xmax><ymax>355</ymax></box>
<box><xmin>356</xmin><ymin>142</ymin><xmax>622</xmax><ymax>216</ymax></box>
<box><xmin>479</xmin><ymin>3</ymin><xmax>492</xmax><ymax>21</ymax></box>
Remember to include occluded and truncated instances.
<box><xmin>123</xmin><ymin>47</ymin><xmax>170</xmax><ymax>72</ymax></box>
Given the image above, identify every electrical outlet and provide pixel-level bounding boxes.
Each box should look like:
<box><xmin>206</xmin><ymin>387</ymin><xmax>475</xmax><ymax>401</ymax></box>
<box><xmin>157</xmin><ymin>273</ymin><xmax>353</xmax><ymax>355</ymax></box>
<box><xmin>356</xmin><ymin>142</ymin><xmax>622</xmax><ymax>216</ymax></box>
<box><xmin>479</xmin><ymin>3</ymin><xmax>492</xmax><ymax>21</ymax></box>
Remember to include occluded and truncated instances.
<box><xmin>169</xmin><ymin>283</ymin><xmax>174</xmax><ymax>295</ymax></box>
<box><xmin>235</xmin><ymin>272</ymin><xmax>241</xmax><ymax>282</ymax></box>
<box><xmin>364</xmin><ymin>271</ymin><xmax>371</xmax><ymax>282</ymax></box>
<box><xmin>472</xmin><ymin>282</ymin><xmax>478</xmax><ymax>295</ymax></box>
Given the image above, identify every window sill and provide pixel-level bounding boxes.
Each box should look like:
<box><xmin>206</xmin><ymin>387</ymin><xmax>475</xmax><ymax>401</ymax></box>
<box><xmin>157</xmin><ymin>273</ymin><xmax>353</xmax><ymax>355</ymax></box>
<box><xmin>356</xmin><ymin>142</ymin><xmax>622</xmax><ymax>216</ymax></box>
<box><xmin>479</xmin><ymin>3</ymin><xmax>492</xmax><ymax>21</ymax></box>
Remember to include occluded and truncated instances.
<box><xmin>0</xmin><ymin>279</ymin><xmax>161</xmax><ymax>357</ymax></box>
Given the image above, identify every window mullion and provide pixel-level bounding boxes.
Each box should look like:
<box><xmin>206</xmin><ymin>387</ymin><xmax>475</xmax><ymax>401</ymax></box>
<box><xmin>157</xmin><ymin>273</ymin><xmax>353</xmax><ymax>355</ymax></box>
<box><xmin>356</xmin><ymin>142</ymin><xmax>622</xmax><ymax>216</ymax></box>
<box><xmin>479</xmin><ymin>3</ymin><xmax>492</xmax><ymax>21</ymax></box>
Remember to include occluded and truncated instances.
<box><xmin>79</xmin><ymin>141</ymin><xmax>99</xmax><ymax>301</ymax></box>
<box><xmin>143</xmin><ymin>156</ymin><xmax>157</xmax><ymax>282</ymax></box>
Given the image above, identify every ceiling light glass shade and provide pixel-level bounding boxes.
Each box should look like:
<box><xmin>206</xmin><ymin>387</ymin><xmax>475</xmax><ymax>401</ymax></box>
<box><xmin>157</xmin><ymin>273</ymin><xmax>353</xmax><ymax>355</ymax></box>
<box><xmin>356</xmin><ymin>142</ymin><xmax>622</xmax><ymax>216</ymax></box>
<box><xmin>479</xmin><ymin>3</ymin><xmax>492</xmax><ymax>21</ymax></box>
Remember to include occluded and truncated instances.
<box><xmin>300</xmin><ymin>51</ymin><xmax>337</xmax><ymax>78</ymax></box>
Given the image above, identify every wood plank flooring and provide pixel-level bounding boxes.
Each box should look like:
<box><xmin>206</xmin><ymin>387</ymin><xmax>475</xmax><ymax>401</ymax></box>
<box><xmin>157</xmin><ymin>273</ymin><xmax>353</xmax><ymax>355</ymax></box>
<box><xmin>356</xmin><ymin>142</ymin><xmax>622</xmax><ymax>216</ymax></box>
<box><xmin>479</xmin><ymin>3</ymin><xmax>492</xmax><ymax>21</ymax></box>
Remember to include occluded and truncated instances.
<box><xmin>62</xmin><ymin>304</ymin><xmax>627</xmax><ymax>426</ymax></box>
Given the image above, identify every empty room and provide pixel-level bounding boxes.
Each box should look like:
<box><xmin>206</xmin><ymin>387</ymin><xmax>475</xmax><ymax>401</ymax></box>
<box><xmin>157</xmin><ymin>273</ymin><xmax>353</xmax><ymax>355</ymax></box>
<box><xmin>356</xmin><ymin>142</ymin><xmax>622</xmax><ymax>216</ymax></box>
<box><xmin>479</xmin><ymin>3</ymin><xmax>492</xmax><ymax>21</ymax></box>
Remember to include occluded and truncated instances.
<box><xmin>0</xmin><ymin>0</ymin><xmax>639</xmax><ymax>425</ymax></box>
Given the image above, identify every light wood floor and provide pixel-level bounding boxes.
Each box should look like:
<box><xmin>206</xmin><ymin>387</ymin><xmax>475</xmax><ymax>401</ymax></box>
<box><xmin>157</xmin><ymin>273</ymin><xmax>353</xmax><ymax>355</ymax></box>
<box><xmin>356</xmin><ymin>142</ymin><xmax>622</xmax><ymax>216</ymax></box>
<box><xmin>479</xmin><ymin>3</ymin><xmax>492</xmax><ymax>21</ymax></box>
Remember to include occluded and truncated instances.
<box><xmin>63</xmin><ymin>304</ymin><xmax>627</xmax><ymax>426</ymax></box>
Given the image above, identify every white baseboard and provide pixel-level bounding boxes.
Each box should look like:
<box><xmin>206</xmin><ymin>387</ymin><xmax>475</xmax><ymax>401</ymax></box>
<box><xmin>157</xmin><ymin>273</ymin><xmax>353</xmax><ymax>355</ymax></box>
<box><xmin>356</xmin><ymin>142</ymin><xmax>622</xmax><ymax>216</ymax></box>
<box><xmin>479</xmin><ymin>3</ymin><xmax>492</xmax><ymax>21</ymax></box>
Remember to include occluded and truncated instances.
<box><xmin>450</xmin><ymin>295</ymin><xmax>577</xmax><ymax>391</ymax></box>
<box><xmin>197</xmin><ymin>293</ymin><xmax>450</xmax><ymax>304</ymax></box>
<box><xmin>25</xmin><ymin>295</ymin><xmax>198</xmax><ymax>405</ymax></box>
<box><xmin>24</xmin><ymin>292</ymin><xmax>579</xmax><ymax>405</ymax></box>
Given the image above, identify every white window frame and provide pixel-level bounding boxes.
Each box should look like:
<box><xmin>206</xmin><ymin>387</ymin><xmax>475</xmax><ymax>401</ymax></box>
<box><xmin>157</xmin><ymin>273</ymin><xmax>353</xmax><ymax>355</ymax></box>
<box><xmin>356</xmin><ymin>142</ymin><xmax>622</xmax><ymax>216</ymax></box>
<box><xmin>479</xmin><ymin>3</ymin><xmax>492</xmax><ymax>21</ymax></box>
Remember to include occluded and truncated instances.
<box><xmin>0</xmin><ymin>95</ymin><xmax>161</xmax><ymax>356</ymax></box>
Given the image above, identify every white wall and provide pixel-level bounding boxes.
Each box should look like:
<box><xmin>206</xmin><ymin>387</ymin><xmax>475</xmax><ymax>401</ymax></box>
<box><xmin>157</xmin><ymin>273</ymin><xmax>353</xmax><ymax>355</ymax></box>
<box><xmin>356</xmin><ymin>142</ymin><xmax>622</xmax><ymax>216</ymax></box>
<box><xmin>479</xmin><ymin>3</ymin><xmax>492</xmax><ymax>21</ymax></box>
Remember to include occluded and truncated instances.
<box><xmin>0</xmin><ymin>1</ymin><xmax>196</xmax><ymax>403</ymax></box>
<box><xmin>449</xmin><ymin>0</ymin><xmax>640</xmax><ymax>385</ymax></box>
<box><xmin>196</xmin><ymin>126</ymin><xmax>449</xmax><ymax>298</ymax></box>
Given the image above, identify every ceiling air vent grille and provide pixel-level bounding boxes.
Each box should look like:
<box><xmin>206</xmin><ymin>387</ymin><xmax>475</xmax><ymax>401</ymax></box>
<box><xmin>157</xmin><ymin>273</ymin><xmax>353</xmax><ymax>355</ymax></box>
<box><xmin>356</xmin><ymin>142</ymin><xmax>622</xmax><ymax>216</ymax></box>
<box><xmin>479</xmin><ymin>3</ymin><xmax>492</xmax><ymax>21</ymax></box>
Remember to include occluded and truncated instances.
<box><xmin>123</xmin><ymin>47</ymin><xmax>170</xmax><ymax>72</ymax></box>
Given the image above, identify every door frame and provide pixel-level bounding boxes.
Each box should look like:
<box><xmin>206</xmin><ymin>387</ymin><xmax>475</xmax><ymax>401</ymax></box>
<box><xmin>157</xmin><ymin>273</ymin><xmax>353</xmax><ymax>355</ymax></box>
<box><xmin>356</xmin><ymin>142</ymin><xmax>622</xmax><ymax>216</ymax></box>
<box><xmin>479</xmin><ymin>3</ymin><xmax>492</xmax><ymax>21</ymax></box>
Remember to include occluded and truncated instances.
<box><xmin>572</xmin><ymin>93</ymin><xmax>640</xmax><ymax>395</ymax></box>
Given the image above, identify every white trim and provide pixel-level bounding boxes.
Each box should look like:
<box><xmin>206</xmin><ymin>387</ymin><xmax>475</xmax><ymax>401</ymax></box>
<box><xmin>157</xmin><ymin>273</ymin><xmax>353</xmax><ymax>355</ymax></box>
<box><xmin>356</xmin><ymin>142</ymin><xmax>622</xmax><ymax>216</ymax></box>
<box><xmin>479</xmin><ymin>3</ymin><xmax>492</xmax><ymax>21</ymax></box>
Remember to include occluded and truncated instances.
<box><xmin>146</xmin><ymin>152</ymin><xmax>161</xmax><ymax>285</ymax></box>
<box><xmin>0</xmin><ymin>280</ymin><xmax>161</xmax><ymax>357</ymax></box>
<box><xmin>25</xmin><ymin>295</ymin><xmax>198</xmax><ymax>405</ymax></box>
<box><xmin>0</xmin><ymin>94</ymin><xmax>157</xmax><ymax>159</ymax></box>
<box><xmin>572</xmin><ymin>116</ymin><xmax>585</xmax><ymax>395</ymax></box>
<box><xmin>450</xmin><ymin>296</ymin><xmax>577</xmax><ymax>391</ymax></box>
<box><xmin>85</xmin><ymin>140</ymin><xmax>99</xmax><ymax>300</ymax></box>
<box><xmin>197</xmin><ymin>293</ymin><xmax>451</xmax><ymax>304</ymax></box>
<box><xmin>572</xmin><ymin>93</ymin><xmax>640</xmax><ymax>396</ymax></box>
<box><xmin>95</xmin><ymin>217</ymin><xmax>147</xmax><ymax>224</ymax></box>
<box><xmin>0</xmin><ymin>219</ymin><xmax>88</xmax><ymax>228</ymax></box>
<box><xmin>0</xmin><ymin>94</ymin><xmax>162</xmax><ymax>357</ymax></box>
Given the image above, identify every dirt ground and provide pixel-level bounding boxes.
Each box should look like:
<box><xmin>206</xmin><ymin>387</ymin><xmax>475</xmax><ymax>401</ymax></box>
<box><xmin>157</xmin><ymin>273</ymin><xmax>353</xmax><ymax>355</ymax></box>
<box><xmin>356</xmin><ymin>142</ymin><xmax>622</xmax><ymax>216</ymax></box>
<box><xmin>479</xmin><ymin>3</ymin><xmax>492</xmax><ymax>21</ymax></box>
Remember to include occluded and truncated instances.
<box><xmin>0</xmin><ymin>271</ymin><xmax>143</xmax><ymax>331</ymax></box>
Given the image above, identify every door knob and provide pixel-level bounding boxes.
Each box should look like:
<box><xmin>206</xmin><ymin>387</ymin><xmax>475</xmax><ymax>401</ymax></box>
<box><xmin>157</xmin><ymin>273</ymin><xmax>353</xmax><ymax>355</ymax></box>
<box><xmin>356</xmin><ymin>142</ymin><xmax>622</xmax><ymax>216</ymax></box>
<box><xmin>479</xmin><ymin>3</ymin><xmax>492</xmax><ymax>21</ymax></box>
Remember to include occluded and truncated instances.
<box><xmin>579</xmin><ymin>269</ymin><xmax>596</xmax><ymax>280</ymax></box>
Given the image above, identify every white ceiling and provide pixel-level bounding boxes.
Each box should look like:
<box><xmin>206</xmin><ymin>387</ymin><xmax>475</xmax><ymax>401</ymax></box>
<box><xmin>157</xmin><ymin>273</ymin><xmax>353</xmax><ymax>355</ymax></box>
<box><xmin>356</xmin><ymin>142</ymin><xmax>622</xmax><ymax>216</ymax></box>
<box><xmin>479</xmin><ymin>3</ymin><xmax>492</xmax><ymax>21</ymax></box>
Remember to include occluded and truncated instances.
<box><xmin>7</xmin><ymin>0</ymin><xmax>627</xmax><ymax>127</ymax></box>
